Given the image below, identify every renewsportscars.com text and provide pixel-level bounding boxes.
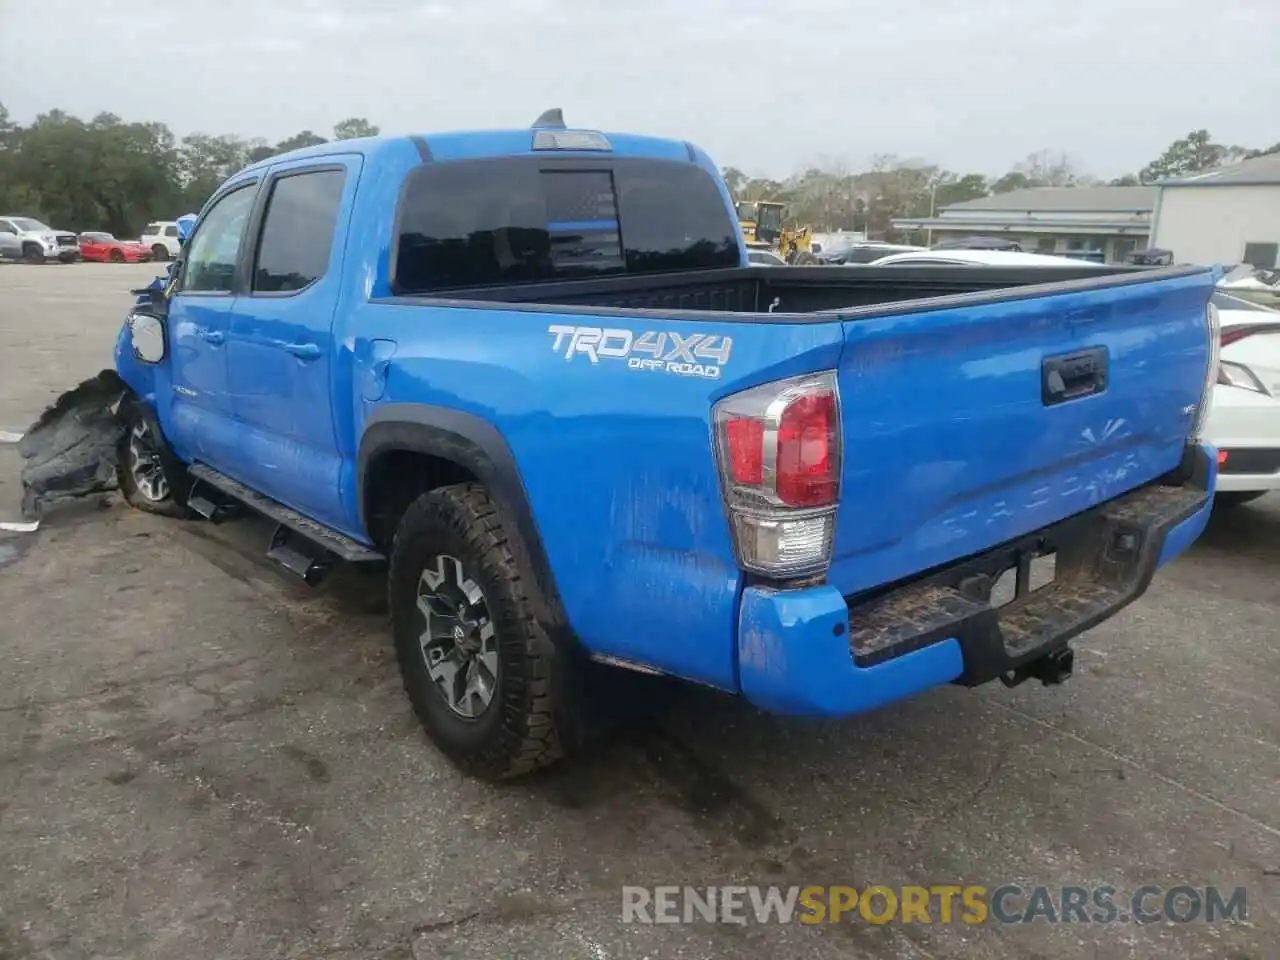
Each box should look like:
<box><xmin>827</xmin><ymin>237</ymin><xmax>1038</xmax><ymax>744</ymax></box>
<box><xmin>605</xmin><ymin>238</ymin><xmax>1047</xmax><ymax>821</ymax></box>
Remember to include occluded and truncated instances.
<box><xmin>621</xmin><ymin>884</ymin><xmax>1247</xmax><ymax>925</ymax></box>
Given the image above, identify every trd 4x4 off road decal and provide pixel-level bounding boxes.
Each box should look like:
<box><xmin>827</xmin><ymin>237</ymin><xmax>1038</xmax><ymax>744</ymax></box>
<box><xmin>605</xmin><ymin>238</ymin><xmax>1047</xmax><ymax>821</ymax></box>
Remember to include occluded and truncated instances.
<box><xmin>547</xmin><ymin>325</ymin><xmax>732</xmax><ymax>380</ymax></box>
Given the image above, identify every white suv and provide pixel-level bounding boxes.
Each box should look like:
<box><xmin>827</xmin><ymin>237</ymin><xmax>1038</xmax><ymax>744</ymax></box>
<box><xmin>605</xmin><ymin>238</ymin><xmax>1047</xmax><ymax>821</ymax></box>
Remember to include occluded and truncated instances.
<box><xmin>139</xmin><ymin>221</ymin><xmax>182</xmax><ymax>261</ymax></box>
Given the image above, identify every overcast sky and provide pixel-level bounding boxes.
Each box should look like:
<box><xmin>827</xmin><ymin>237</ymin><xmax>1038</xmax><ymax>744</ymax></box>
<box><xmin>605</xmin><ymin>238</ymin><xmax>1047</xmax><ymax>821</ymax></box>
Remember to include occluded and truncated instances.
<box><xmin>1</xmin><ymin>0</ymin><xmax>1276</xmax><ymax>179</ymax></box>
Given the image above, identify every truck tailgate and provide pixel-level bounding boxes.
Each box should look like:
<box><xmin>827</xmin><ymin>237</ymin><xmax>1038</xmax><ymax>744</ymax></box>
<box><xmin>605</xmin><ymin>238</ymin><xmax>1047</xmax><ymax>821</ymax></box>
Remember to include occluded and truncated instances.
<box><xmin>829</xmin><ymin>268</ymin><xmax>1214</xmax><ymax>597</ymax></box>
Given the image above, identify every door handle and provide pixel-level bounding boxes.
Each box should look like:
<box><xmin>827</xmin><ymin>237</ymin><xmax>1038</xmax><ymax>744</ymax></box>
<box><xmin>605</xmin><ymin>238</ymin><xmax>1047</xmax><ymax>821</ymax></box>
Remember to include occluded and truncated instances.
<box><xmin>199</xmin><ymin>329</ymin><xmax>225</xmax><ymax>346</ymax></box>
<box><xmin>285</xmin><ymin>342</ymin><xmax>321</xmax><ymax>361</ymax></box>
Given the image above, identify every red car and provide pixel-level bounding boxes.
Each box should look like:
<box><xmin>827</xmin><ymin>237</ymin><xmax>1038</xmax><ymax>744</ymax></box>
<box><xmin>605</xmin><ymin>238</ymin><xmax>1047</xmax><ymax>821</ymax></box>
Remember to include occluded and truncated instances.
<box><xmin>76</xmin><ymin>232</ymin><xmax>153</xmax><ymax>263</ymax></box>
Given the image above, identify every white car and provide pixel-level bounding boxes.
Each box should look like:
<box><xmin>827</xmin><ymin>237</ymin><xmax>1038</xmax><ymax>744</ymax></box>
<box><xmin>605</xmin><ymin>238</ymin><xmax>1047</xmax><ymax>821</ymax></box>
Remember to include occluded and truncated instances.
<box><xmin>868</xmin><ymin>249</ymin><xmax>1279</xmax><ymax>509</ymax></box>
<box><xmin>139</xmin><ymin>221</ymin><xmax>183</xmax><ymax>262</ymax></box>
<box><xmin>747</xmin><ymin>249</ymin><xmax>786</xmax><ymax>266</ymax></box>
<box><xmin>869</xmin><ymin>249</ymin><xmax>1105</xmax><ymax>268</ymax></box>
<box><xmin>1206</xmin><ymin>292</ymin><xmax>1280</xmax><ymax>508</ymax></box>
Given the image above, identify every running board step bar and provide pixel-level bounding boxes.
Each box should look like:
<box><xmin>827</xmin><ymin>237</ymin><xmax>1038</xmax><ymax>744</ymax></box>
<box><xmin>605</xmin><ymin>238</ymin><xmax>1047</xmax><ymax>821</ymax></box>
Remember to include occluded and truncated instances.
<box><xmin>267</xmin><ymin>525</ymin><xmax>330</xmax><ymax>585</ymax></box>
<box><xmin>186</xmin><ymin>482</ymin><xmax>243</xmax><ymax>524</ymax></box>
<box><xmin>187</xmin><ymin>464</ymin><xmax>384</xmax><ymax>568</ymax></box>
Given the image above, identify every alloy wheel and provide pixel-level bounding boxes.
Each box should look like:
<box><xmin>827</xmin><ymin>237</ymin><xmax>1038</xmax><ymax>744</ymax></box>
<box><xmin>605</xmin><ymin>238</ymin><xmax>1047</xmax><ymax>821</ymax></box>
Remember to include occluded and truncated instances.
<box><xmin>128</xmin><ymin>419</ymin><xmax>170</xmax><ymax>502</ymax></box>
<box><xmin>416</xmin><ymin>553</ymin><xmax>499</xmax><ymax>718</ymax></box>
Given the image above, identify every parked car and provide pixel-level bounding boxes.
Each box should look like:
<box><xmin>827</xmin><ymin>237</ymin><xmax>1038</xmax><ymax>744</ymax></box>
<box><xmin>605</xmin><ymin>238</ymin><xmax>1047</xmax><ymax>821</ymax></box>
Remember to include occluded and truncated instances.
<box><xmin>813</xmin><ymin>235</ymin><xmax>925</xmax><ymax>264</ymax></box>
<box><xmin>869</xmin><ymin>249</ymin><xmax>1106</xmax><ymax>267</ymax></box>
<box><xmin>0</xmin><ymin>215</ymin><xmax>81</xmax><ymax>263</ymax></box>
<box><xmin>139</xmin><ymin>221</ymin><xmax>182</xmax><ymax>262</ymax></box>
<box><xmin>23</xmin><ymin>112</ymin><xmax>1219</xmax><ymax>781</ymax></box>
<box><xmin>746</xmin><ymin>249</ymin><xmax>785</xmax><ymax>266</ymax></box>
<box><xmin>1126</xmin><ymin>248</ymin><xmax>1174</xmax><ymax>266</ymax></box>
<box><xmin>0</xmin><ymin>223</ymin><xmax>22</xmax><ymax>262</ymax></box>
<box><xmin>1205</xmin><ymin>291</ymin><xmax>1280</xmax><ymax>507</ymax></box>
<box><xmin>932</xmin><ymin>236</ymin><xmax>1024</xmax><ymax>252</ymax></box>
<box><xmin>1217</xmin><ymin>264</ymin><xmax>1280</xmax><ymax>308</ymax></box>
<box><xmin>77</xmin><ymin>232</ymin><xmax>154</xmax><ymax>264</ymax></box>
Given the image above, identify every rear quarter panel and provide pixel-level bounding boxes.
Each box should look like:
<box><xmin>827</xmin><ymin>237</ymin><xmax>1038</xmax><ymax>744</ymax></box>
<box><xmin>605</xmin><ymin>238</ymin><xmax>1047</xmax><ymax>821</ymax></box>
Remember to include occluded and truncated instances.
<box><xmin>348</xmin><ymin>300</ymin><xmax>845</xmax><ymax>690</ymax></box>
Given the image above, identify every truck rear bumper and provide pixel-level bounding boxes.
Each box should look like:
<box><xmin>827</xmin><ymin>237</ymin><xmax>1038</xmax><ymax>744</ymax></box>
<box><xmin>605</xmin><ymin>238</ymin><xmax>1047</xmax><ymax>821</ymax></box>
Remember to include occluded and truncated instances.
<box><xmin>737</xmin><ymin>443</ymin><xmax>1216</xmax><ymax>717</ymax></box>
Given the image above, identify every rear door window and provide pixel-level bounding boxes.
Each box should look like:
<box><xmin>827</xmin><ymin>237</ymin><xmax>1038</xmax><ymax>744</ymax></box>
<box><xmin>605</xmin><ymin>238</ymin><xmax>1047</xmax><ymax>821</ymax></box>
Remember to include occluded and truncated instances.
<box><xmin>394</xmin><ymin>157</ymin><xmax>738</xmax><ymax>293</ymax></box>
<box><xmin>143</xmin><ymin>223</ymin><xmax>161</xmax><ymax>235</ymax></box>
<box><xmin>251</xmin><ymin>168</ymin><xmax>347</xmax><ymax>293</ymax></box>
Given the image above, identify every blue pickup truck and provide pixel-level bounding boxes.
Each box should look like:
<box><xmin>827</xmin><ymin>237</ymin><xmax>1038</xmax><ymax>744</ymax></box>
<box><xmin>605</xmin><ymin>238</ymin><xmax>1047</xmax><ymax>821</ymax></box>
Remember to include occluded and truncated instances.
<box><xmin>23</xmin><ymin>111</ymin><xmax>1221</xmax><ymax>780</ymax></box>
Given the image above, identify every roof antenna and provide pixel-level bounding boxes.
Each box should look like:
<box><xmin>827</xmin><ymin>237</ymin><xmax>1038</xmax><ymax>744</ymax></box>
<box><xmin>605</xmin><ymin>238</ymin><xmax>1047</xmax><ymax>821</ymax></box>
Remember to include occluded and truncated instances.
<box><xmin>532</xmin><ymin>108</ymin><xmax>566</xmax><ymax>130</ymax></box>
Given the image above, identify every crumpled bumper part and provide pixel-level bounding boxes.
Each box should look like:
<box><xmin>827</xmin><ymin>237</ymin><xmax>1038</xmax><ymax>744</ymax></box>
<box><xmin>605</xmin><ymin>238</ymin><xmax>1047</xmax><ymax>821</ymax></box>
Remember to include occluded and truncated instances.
<box><xmin>16</xmin><ymin>369</ymin><xmax>128</xmax><ymax>518</ymax></box>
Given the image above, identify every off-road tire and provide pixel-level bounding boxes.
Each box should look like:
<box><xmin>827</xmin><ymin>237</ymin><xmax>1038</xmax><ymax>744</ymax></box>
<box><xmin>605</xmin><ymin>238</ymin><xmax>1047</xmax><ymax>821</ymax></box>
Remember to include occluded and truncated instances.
<box><xmin>1214</xmin><ymin>491</ymin><xmax>1268</xmax><ymax>509</ymax></box>
<box><xmin>116</xmin><ymin>402</ymin><xmax>191</xmax><ymax>518</ymax></box>
<box><xmin>388</xmin><ymin>482</ymin><xmax>580</xmax><ymax>780</ymax></box>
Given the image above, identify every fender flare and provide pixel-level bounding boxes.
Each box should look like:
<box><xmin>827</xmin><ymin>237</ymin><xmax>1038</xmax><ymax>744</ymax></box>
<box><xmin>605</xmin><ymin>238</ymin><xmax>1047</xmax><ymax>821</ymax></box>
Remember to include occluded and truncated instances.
<box><xmin>357</xmin><ymin>404</ymin><xmax>569</xmax><ymax>634</ymax></box>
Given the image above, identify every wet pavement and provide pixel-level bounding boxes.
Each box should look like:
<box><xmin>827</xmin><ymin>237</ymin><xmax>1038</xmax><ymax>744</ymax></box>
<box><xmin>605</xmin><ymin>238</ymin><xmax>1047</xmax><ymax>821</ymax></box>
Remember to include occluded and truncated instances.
<box><xmin>1</xmin><ymin>262</ymin><xmax>1277</xmax><ymax>959</ymax></box>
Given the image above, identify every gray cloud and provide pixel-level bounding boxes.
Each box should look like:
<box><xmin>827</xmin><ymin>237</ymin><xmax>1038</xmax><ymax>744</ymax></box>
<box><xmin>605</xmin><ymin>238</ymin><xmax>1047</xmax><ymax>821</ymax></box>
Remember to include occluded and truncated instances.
<box><xmin>1</xmin><ymin>0</ymin><xmax>1277</xmax><ymax>178</ymax></box>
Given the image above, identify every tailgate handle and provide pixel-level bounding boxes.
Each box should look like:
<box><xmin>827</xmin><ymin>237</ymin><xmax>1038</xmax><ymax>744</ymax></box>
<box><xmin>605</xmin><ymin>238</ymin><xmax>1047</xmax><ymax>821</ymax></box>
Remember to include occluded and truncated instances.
<box><xmin>1042</xmin><ymin>347</ymin><xmax>1108</xmax><ymax>406</ymax></box>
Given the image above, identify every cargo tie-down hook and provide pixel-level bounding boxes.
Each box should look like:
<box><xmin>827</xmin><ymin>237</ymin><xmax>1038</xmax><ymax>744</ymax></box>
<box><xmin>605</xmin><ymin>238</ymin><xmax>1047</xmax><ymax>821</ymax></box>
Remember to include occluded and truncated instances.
<box><xmin>768</xmin><ymin>297</ymin><xmax>781</xmax><ymax>314</ymax></box>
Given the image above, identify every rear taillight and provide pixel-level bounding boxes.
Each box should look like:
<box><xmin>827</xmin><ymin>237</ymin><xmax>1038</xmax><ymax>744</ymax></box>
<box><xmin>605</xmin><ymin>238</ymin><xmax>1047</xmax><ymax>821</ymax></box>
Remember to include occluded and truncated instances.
<box><xmin>1191</xmin><ymin>302</ymin><xmax>1220</xmax><ymax>440</ymax></box>
<box><xmin>713</xmin><ymin>371</ymin><xmax>840</xmax><ymax>578</ymax></box>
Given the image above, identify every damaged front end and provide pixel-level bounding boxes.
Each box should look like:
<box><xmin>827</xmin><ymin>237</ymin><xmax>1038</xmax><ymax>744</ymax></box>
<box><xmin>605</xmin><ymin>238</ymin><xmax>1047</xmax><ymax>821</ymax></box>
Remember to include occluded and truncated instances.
<box><xmin>18</xmin><ymin>370</ymin><xmax>129</xmax><ymax>519</ymax></box>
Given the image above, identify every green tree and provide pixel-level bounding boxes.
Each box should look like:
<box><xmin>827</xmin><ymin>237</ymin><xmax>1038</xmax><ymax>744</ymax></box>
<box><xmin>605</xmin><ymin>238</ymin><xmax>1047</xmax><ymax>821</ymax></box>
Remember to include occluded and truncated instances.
<box><xmin>1138</xmin><ymin>130</ymin><xmax>1248</xmax><ymax>182</ymax></box>
<box><xmin>1245</xmin><ymin>141</ymin><xmax>1280</xmax><ymax>159</ymax></box>
<box><xmin>991</xmin><ymin>170</ymin><xmax>1033</xmax><ymax>194</ymax></box>
<box><xmin>933</xmin><ymin>173</ymin><xmax>988</xmax><ymax>208</ymax></box>
<box><xmin>332</xmin><ymin>117</ymin><xmax>379</xmax><ymax>141</ymax></box>
<box><xmin>721</xmin><ymin>166</ymin><xmax>747</xmax><ymax>197</ymax></box>
<box><xmin>178</xmin><ymin>133</ymin><xmax>250</xmax><ymax>212</ymax></box>
<box><xmin>275</xmin><ymin>130</ymin><xmax>328</xmax><ymax>153</ymax></box>
<box><xmin>1110</xmin><ymin>173</ymin><xmax>1141</xmax><ymax>186</ymax></box>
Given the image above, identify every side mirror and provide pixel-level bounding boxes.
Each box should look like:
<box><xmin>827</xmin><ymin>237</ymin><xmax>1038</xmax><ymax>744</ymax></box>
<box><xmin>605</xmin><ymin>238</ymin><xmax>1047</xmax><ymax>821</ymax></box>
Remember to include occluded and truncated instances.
<box><xmin>128</xmin><ymin>312</ymin><xmax>167</xmax><ymax>364</ymax></box>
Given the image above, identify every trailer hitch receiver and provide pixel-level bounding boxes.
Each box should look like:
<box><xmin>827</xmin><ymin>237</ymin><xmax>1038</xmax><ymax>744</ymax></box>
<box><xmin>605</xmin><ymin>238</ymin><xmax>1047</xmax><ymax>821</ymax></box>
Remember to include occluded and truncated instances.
<box><xmin>1000</xmin><ymin>645</ymin><xmax>1075</xmax><ymax>688</ymax></box>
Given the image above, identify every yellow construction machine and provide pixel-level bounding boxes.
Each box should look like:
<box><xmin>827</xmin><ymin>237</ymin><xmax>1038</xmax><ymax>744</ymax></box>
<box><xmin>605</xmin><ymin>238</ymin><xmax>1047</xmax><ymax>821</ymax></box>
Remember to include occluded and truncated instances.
<box><xmin>735</xmin><ymin>200</ymin><xmax>816</xmax><ymax>264</ymax></box>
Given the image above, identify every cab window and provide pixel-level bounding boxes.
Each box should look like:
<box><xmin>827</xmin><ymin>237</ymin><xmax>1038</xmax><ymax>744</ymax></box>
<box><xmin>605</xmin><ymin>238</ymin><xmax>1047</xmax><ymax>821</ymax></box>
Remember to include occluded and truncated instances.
<box><xmin>176</xmin><ymin>186</ymin><xmax>257</xmax><ymax>294</ymax></box>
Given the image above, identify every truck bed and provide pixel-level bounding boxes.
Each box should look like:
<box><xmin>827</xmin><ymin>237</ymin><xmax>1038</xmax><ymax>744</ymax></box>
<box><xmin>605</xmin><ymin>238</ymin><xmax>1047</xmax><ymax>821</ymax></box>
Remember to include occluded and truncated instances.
<box><xmin>390</xmin><ymin>262</ymin><xmax>1164</xmax><ymax>318</ymax></box>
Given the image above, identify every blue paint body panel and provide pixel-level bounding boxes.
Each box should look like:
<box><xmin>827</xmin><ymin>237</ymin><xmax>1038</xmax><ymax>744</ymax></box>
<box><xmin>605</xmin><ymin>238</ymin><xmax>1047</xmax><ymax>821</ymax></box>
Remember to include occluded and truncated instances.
<box><xmin>110</xmin><ymin>125</ymin><xmax>1219</xmax><ymax>716</ymax></box>
<box><xmin>737</xmin><ymin>447</ymin><xmax>1216</xmax><ymax>716</ymax></box>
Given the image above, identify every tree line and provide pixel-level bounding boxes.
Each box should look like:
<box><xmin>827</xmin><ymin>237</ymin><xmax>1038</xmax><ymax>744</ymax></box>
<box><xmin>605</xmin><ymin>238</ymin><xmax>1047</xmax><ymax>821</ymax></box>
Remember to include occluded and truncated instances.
<box><xmin>0</xmin><ymin>103</ymin><xmax>379</xmax><ymax>238</ymax></box>
<box><xmin>0</xmin><ymin>101</ymin><xmax>1275</xmax><ymax>239</ymax></box>
<box><xmin>727</xmin><ymin>130</ymin><xmax>1280</xmax><ymax>238</ymax></box>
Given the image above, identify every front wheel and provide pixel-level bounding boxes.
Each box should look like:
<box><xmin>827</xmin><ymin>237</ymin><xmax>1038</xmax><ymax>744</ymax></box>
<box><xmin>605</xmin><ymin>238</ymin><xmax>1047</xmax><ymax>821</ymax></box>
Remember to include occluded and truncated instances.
<box><xmin>388</xmin><ymin>483</ymin><xmax>581</xmax><ymax>780</ymax></box>
<box><xmin>23</xmin><ymin>244</ymin><xmax>45</xmax><ymax>265</ymax></box>
<box><xmin>116</xmin><ymin>405</ymin><xmax>191</xmax><ymax>517</ymax></box>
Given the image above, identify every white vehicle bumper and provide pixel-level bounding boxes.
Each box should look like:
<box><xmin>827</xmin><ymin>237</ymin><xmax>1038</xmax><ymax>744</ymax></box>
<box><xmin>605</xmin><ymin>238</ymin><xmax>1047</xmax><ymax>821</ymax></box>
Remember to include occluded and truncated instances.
<box><xmin>1203</xmin><ymin>384</ymin><xmax>1280</xmax><ymax>492</ymax></box>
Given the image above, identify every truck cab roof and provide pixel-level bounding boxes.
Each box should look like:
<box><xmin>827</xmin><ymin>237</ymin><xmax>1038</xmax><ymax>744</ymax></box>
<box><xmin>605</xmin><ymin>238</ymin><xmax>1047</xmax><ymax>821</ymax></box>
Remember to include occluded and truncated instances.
<box><xmin>241</xmin><ymin>128</ymin><xmax>709</xmax><ymax>175</ymax></box>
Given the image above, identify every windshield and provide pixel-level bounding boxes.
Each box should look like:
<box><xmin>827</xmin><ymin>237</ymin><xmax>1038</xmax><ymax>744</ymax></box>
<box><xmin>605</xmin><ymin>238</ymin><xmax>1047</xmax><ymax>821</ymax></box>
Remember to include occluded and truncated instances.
<box><xmin>12</xmin><ymin>218</ymin><xmax>50</xmax><ymax>232</ymax></box>
<box><xmin>735</xmin><ymin>201</ymin><xmax>758</xmax><ymax>223</ymax></box>
<box><xmin>756</xmin><ymin>204</ymin><xmax>783</xmax><ymax>233</ymax></box>
<box><xmin>823</xmin><ymin>234</ymin><xmax>863</xmax><ymax>254</ymax></box>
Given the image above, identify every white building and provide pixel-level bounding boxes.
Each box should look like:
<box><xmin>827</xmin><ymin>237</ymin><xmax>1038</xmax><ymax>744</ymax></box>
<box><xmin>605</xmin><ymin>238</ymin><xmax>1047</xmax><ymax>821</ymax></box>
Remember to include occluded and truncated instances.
<box><xmin>1151</xmin><ymin>153</ymin><xmax>1280</xmax><ymax>268</ymax></box>
<box><xmin>891</xmin><ymin>187</ymin><xmax>1155</xmax><ymax>263</ymax></box>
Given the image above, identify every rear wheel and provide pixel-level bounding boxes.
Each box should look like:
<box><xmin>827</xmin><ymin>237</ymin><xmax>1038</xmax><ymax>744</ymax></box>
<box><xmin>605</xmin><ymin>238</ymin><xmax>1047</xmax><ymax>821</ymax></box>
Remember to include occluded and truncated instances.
<box><xmin>151</xmin><ymin>244</ymin><xmax>169</xmax><ymax>262</ymax></box>
<box><xmin>116</xmin><ymin>404</ymin><xmax>190</xmax><ymax>517</ymax></box>
<box><xmin>388</xmin><ymin>483</ymin><xmax>581</xmax><ymax>780</ymax></box>
<box><xmin>1214</xmin><ymin>491</ymin><xmax>1268</xmax><ymax>509</ymax></box>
